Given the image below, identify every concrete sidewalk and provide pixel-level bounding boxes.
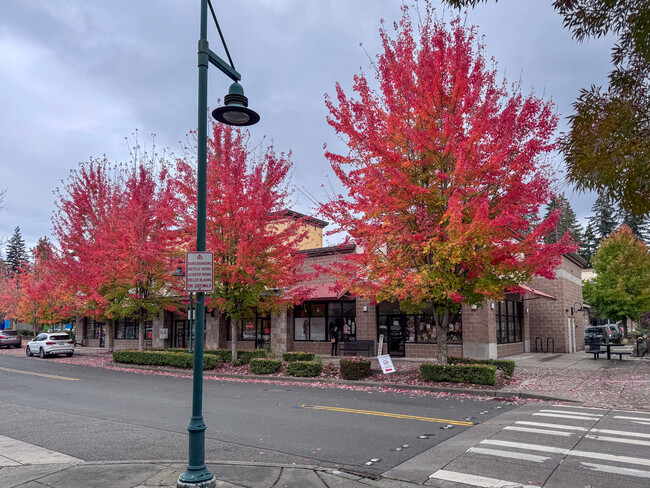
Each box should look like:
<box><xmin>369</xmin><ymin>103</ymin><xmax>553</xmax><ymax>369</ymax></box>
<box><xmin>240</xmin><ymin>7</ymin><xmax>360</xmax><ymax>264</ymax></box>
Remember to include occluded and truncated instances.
<box><xmin>2</xmin><ymin>459</ymin><xmax>422</xmax><ymax>488</ymax></box>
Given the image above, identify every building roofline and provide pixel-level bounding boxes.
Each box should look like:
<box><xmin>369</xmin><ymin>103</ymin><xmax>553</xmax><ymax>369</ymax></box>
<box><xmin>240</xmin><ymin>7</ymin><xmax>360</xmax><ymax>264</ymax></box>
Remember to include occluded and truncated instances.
<box><xmin>299</xmin><ymin>244</ymin><xmax>356</xmax><ymax>257</ymax></box>
<box><xmin>564</xmin><ymin>252</ymin><xmax>587</xmax><ymax>268</ymax></box>
<box><xmin>272</xmin><ymin>209</ymin><xmax>329</xmax><ymax>228</ymax></box>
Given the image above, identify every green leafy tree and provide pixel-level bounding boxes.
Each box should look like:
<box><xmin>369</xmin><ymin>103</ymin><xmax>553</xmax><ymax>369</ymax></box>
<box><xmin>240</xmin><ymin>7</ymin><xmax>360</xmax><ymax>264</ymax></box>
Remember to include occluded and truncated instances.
<box><xmin>5</xmin><ymin>226</ymin><xmax>28</xmax><ymax>276</ymax></box>
<box><xmin>543</xmin><ymin>194</ymin><xmax>583</xmax><ymax>245</ymax></box>
<box><xmin>443</xmin><ymin>1</ymin><xmax>650</xmax><ymax>216</ymax></box>
<box><xmin>583</xmin><ymin>225</ymin><xmax>650</xmax><ymax>330</ymax></box>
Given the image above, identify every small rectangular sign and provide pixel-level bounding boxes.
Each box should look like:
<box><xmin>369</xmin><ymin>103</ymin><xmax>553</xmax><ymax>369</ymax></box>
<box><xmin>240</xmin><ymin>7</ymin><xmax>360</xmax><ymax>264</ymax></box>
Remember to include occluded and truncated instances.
<box><xmin>186</xmin><ymin>251</ymin><xmax>214</xmax><ymax>292</ymax></box>
<box><xmin>378</xmin><ymin>354</ymin><xmax>395</xmax><ymax>374</ymax></box>
<box><xmin>377</xmin><ymin>334</ymin><xmax>384</xmax><ymax>356</ymax></box>
<box><xmin>159</xmin><ymin>328</ymin><xmax>168</xmax><ymax>339</ymax></box>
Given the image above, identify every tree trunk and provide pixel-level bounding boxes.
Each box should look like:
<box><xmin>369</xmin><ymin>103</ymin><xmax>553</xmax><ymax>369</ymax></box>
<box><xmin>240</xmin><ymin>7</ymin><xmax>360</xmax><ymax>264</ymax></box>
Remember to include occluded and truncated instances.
<box><xmin>138</xmin><ymin>308</ymin><xmax>145</xmax><ymax>351</ymax></box>
<box><xmin>106</xmin><ymin>319</ymin><xmax>115</xmax><ymax>353</ymax></box>
<box><xmin>436</xmin><ymin>307</ymin><xmax>450</xmax><ymax>365</ymax></box>
<box><xmin>231</xmin><ymin>321</ymin><xmax>238</xmax><ymax>364</ymax></box>
<box><xmin>436</xmin><ymin>323</ymin><xmax>448</xmax><ymax>364</ymax></box>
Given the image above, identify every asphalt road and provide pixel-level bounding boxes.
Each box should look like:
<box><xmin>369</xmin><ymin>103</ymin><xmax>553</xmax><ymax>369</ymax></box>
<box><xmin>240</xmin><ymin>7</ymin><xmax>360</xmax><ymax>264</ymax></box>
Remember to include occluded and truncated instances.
<box><xmin>0</xmin><ymin>351</ymin><xmax>514</xmax><ymax>476</ymax></box>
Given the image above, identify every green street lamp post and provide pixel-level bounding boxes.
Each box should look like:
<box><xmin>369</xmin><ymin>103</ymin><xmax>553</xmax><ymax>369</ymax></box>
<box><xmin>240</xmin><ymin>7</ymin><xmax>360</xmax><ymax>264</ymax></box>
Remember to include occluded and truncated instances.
<box><xmin>177</xmin><ymin>1</ymin><xmax>259</xmax><ymax>487</ymax></box>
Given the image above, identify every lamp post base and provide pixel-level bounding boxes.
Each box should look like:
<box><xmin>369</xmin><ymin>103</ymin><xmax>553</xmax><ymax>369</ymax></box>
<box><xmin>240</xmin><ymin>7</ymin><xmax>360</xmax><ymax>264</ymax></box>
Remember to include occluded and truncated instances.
<box><xmin>176</xmin><ymin>476</ymin><xmax>216</xmax><ymax>488</ymax></box>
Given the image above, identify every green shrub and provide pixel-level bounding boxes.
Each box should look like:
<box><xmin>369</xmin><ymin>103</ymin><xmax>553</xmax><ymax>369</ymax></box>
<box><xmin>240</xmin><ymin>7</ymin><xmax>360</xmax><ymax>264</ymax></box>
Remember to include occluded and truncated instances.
<box><xmin>282</xmin><ymin>352</ymin><xmax>316</xmax><ymax>362</ymax></box>
<box><xmin>448</xmin><ymin>356</ymin><xmax>515</xmax><ymax>377</ymax></box>
<box><xmin>204</xmin><ymin>349</ymin><xmax>267</xmax><ymax>364</ymax></box>
<box><xmin>112</xmin><ymin>350</ymin><xmax>218</xmax><ymax>370</ymax></box>
<box><xmin>420</xmin><ymin>363</ymin><xmax>497</xmax><ymax>386</ymax></box>
<box><xmin>286</xmin><ymin>361</ymin><xmax>322</xmax><ymax>377</ymax></box>
<box><xmin>339</xmin><ymin>357</ymin><xmax>371</xmax><ymax>380</ymax></box>
<box><xmin>249</xmin><ymin>358</ymin><xmax>282</xmax><ymax>374</ymax></box>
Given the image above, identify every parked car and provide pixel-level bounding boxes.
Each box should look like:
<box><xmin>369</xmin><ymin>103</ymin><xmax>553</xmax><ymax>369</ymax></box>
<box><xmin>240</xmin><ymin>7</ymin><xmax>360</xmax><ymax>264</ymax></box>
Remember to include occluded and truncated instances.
<box><xmin>0</xmin><ymin>330</ymin><xmax>22</xmax><ymax>348</ymax></box>
<box><xmin>584</xmin><ymin>326</ymin><xmax>609</xmax><ymax>345</ymax></box>
<box><xmin>603</xmin><ymin>324</ymin><xmax>621</xmax><ymax>343</ymax></box>
<box><xmin>26</xmin><ymin>333</ymin><xmax>75</xmax><ymax>358</ymax></box>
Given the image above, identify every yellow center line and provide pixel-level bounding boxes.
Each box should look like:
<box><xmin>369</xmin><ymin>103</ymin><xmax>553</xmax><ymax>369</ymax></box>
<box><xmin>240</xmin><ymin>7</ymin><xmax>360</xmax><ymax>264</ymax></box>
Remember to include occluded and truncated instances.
<box><xmin>300</xmin><ymin>405</ymin><xmax>474</xmax><ymax>426</ymax></box>
<box><xmin>0</xmin><ymin>366</ymin><xmax>80</xmax><ymax>381</ymax></box>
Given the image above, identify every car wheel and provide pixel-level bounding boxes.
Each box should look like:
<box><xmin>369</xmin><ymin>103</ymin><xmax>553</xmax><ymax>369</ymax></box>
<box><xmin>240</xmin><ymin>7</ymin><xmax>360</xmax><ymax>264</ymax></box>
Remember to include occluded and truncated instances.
<box><xmin>66</xmin><ymin>352</ymin><xmax>73</xmax><ymax>357</ymax></box>
<box><xmin>39</xmin><ymin>348</ymin><xmax>46</xmax><ymax>359</ymax></box>
<box><xmin>14</xmin><ymin>344</ymin><xmax>21</xmax><ymax>348</ymax></box>
<box><xmin>26</xmin><ymin>346</ymin><xmax>32</xmax><ymax>357</ymax></box>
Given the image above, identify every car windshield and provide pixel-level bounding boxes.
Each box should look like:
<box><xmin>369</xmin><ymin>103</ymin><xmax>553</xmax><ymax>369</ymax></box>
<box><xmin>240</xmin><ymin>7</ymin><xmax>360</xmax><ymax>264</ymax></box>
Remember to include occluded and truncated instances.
<box><xmin>50</xmin><ymin>334</ymin><xmax>70</xmax><ymax>340</ymax></box>
<box><xmin>585</xmin><ymin>328</ymin><xmax>602</xmax><ymax>333</ymax></box>
<box><xmin>1</xmin><ymin>331</ymin><xmax>19</xmax><ymax>336</ymax></box>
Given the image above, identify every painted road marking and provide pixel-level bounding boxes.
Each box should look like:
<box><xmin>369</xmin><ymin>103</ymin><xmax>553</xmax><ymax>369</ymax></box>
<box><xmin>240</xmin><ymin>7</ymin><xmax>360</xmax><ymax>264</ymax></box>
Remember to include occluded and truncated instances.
<box><xmin>584</xmin><ymin>434</ymin><xmax>650</xmax><ymax>446</ymax></box>
<box><xmin>429</xmin><ymin>469</ymin><xmax>540</xmax><ymax>487</ymax></box>
<box><xmin>0</xmin><ymin>435</ymin><xmax>81</xmax><ymax>465</ymax></box>
<box><xmin>552</xmin><ymin>404</ymin><xmax>607</xmax><ymax>412</ymax></box>
<box><xmin>504</xmin><ymin>426</ymin><xmax>573</xmax><ymax>436</ymax></box>
<box><xmin>614</xmin><ymin>415</ymin><xmax>650</xmax><ymax>422</ymax></box>
<box><xmin>480</xmin><ymin>440</ymin><xmax>569</xmax><ymax>455</ymax></box>
<box><xmin>589</xmin><ymin>428</ymin><xmax>650</xmax><ymax>439</ymax></box>
<box><xmin>298</xmin><ymin>405</ymin><xmax>474</xmax><ymax>426</ymax></box>
<box><xmin>0</xmin><ymin>366</ymin><xmax>80</xmax><ymax>381</ymax></box>
<box><xmin>533</xmin><ymin>413</ymin><xmax>599</xmax><ymax>421</ymax></box>
<box><xmin>538</xmin><ymin>409</ymin><xmax>603</xmax><ymax>417</ymax></box>
<box><xmin>515</xmin><ymin>421</ymin><xmax>588</xmax><ymax>431</ymax></box>
<box><xmin>468</xmin><ymin>446</ymin><xmax>551</xmax><ymax>463</ymax></box>
<box><xmin>581</xmin><ymin>462</ymin><xmax>650</xmax><ymax>479</ymax></box>
<box><xmin>480</xmin><ymin>440</ymin><xmax>650</xmax><ymax>466</ymax></box>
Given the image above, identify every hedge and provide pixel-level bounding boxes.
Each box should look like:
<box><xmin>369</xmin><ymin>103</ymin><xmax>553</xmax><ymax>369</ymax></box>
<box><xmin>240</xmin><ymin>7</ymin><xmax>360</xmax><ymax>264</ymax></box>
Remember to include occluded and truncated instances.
<box><xmin>286</xmin><ymin>361</ymin><xmax>322</xmax><ymax>377</ymax></box>
<box><xmin>339</xmin><ymin>357</ymin><xmax>371</xmax><ymax>380</ymax></box>
<box><xmin>113</xmin><ymin>350</ymin><xmax>219</xmax><ymax>370</ymax></box>
<box><xmin>249</xmin><ymin>358</ymin><xmax>282</xmax><ymax>375</ymax></box>
<box><xmin>282</xmin><ymin>352</ymin><xmax>316</xmax><ymax>362</ymax></box>
<box><xmin>420</xmin><ymin>363</ymin><xmax>497</xmax><ymax>386</ymax></box>
<box><xmin>448</xmin><ymin>356</ymin><xmax>516</xmax><ymax>377</ymax></box>
<box><xmin>204</xmin><ymin>349</ymin><xmax>267</xmax><ymax>364</ymax></box>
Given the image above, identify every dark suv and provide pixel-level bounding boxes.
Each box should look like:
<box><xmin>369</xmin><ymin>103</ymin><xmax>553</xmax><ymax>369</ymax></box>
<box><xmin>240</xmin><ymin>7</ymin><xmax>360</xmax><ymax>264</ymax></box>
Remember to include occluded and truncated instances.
<box><xmin>584</xmin><ymin>326</ymin><xmax>608</xmax><ymax>345</ymax></box>
<box><xmin>0</xmin><ymin>330</ymin><xmax>22</xmax><ymax>348</ymax></box>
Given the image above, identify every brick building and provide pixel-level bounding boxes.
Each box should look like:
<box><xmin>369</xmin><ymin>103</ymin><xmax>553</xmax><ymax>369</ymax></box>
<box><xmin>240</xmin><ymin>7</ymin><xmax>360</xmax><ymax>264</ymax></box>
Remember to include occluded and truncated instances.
<box><xmin>77</xmin><ymin>215</ymin><xmax>588</xmax><ymax>360</ymax></box>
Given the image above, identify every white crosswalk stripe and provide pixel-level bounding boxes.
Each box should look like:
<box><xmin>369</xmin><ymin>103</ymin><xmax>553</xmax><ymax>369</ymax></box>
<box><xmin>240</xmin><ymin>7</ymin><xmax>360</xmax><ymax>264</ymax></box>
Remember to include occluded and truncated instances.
<box><xmin>429</xmin><ymin>469</ymin><xmax>541</xmax><ymax>487</ymax></box>
<box><xmin>504</xmin><ymin>426</ymin><xmax>574</xmax><ymax>436</ymax></box>
<box><xmin>428</xmin><ymin>406</ymin><xmax>650</xmax><ymax>486</ymax></box>
<box><xmin>514</xmin><ymin>421</ymin><xmax>588</xmax><ymax>431</ymax></box>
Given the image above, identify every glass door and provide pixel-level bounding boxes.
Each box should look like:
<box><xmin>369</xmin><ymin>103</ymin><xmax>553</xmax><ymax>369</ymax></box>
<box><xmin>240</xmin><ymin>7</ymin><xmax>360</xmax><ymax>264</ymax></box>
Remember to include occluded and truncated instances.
<box><xmin>387</xmin><ymin>315</ymin><xmax>406</xmax><ymax>357</ymax></box>
<box><xmin>173</xmin><ymin>320</ymin><xmax>188</xmax><ymax>348</ymax></box>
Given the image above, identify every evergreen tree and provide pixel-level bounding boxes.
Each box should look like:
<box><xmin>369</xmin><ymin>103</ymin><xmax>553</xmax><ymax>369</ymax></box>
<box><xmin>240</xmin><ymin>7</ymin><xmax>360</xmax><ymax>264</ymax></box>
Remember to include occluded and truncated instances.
<box><xmin>544</xmin><ymin>193</ymin><xmax>583</xmax><ymax>245</ymax></box>
<box><xmin>617</xmin><ymin>207</ymin><xmax>650</xmax><ymax>244</ymax></box>
<box><xmin>5</xmin><ymin>226</ymin><xmax>28</xmax><ymax>276</ymax></box>
<box><xmin>580</xmin><ymin>222</ymin><xmax>598</xmax><ymax>267</ymax></box>
<box><xmin>588</xmin><ymin>194</ymin><xmax>618</xmax><ymax>243</ymax></box>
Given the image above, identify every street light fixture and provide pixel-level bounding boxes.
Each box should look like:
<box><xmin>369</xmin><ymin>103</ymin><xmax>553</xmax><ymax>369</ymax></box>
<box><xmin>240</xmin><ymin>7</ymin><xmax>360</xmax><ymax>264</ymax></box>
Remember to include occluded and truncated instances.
<box><xmin>177</xmin><ymin>2</ymin><xmax>259</xmax><ymax>487</ymax></box>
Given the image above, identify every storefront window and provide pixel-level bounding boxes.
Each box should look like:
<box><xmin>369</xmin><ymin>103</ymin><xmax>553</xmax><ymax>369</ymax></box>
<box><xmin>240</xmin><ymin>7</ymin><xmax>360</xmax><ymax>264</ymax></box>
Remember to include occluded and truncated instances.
<box><xmin>377</xmin><ymin>302</ymin><xmax>462</xmax><ymax>343</ymax></box>
<box><xmin>497</xmin><ymin>299</ymin><xmax>522</xmax><ymax>344</ymax></box>
<box><xmin>294</xmin><ymin>301</ymin><xmax>356</xmax><ymax>342</ymax></box>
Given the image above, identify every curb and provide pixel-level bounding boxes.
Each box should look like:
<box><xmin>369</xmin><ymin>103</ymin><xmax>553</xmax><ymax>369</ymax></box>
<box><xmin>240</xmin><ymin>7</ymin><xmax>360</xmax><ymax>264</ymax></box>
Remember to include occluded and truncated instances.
<box><xmin>107</xmin><ymin>361</ymin><xmax>578</xmax><ymax>403</ymax></box>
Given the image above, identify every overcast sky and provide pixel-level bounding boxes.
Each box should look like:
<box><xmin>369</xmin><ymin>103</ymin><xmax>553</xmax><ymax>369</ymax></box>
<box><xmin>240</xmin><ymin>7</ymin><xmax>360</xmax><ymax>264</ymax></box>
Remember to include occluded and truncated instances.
<box><xmin>0</xmin><ymin>0</ymin><xmax>613</xmax><ymax>252</ymax></box>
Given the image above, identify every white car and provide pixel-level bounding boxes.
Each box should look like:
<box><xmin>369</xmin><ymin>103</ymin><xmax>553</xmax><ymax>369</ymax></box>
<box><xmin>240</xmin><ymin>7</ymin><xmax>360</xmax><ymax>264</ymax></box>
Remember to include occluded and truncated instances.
<box><xmin>26</xmin><ymin>333</ymin><xmax>75</xmax><ymax>358</ymax></box>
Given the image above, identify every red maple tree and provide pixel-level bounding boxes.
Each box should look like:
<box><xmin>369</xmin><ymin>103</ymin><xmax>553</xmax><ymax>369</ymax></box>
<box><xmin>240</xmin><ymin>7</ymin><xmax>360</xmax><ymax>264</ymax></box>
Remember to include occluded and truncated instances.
<box><xmin>53</xmin><ymin>149</ymin><xmax>180</xmax><ymax>351</ymax></box>
<box><xmin>175</xmin><ymin>123</ymin><xmax>309</xmax><ymax>362</ymax></box>
<box><xmin>321</xmin><ymin>4</ymin><xmax>576</xmax><ymax>363</ymax></box>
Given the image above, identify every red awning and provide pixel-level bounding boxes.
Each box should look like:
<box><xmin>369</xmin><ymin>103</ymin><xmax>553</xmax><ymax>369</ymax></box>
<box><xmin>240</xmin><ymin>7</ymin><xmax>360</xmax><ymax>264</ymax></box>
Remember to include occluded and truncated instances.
<box><xmin>288</xmin><ymin>283</ymin><xmax>349</xmax><ymax>300</ymax></box>
<box><xmin>519</xmin><ymin>284</ymin><xmax>556</xmax><ymax>301</ymax></box>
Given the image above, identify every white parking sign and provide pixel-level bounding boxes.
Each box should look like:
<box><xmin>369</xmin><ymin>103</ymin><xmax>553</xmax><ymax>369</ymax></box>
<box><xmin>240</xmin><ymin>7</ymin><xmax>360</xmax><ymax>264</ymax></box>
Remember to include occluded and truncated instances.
<box><xmin>186</xmin><ymin>252</ymin><xmax>214</xmax><ymax>292</ymax></box>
